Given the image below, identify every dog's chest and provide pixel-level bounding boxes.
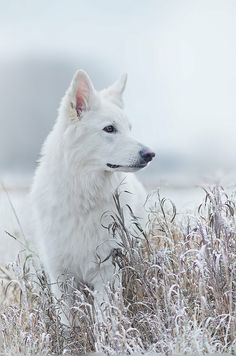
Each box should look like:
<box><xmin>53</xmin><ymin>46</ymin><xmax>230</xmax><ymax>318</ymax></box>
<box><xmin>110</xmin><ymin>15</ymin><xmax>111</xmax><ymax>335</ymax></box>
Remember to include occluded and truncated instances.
<box><xmin>45</xmin><ymin>198</ymin><xmax>119</xmax><ymax>282</ymax></box>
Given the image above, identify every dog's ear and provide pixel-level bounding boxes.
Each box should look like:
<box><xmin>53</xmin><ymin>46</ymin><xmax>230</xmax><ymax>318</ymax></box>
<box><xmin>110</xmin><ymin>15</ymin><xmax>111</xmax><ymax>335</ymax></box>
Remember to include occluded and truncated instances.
<box><xmin>101</xmin><ymin>73</ymin><xmax>127</xmax><ymax>108</ymax></box>
<box><xmin>69</xmin><ymin>70</ymin><xmax>97</xmax><ymax>117</ymax></box>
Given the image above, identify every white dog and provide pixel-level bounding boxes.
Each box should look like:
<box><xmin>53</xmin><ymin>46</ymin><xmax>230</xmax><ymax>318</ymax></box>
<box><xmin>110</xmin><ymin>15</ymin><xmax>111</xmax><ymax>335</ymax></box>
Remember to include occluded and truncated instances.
<box><xmin>30</xmin><ymin>70</ymin><xmax>155</xmax><ymax>322</ymax></box>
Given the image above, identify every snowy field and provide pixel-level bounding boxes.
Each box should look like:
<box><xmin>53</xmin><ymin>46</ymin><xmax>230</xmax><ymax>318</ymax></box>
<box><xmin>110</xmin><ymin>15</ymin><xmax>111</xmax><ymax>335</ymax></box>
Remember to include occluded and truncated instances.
<box><xmin>0</xmin><ymin>177</ymin><xmax>205</xmax><ymax>264</ymax></box>
<box><xmin>0</xmin><ymin>175</ymin><xmax>233</xmax><ymax>264</ymax></box>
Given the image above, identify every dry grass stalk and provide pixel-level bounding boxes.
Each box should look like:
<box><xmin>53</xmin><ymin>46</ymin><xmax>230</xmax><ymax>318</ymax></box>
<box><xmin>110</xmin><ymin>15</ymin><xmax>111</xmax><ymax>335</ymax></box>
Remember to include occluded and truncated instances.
<box><xmin>0</xmin><ymin>185</ymin><xmax>236</xmax><ymax>355</ymax></box>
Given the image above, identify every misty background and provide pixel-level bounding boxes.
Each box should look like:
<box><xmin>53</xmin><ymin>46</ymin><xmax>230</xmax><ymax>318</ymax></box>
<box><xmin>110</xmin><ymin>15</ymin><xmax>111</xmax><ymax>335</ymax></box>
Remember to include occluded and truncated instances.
<box><xmin>1</xmin><ymin>0</ymin><xmax>236</xmax><ymax>184</ymax></box>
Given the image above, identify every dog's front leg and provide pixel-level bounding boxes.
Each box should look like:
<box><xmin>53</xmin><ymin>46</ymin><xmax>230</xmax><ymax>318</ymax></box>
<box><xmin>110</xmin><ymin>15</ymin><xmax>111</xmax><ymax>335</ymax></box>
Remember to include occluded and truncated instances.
<box><xmin>91</xmin><ymin>257</ymin><xmax>121</xmax><ymax>324</ymax></box>
<box><xmin>49</xmin><ymin>271</ymin><xmax>79</xmax><ymax>327</ymax></box>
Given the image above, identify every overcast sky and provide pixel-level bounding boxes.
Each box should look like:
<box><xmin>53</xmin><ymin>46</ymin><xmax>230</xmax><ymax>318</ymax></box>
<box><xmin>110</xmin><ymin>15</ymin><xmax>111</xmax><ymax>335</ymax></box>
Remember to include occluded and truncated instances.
<box><xmin>1</xmin><ymin>0</ymin><xmax>236</xmax><ymax>173</ymax></box>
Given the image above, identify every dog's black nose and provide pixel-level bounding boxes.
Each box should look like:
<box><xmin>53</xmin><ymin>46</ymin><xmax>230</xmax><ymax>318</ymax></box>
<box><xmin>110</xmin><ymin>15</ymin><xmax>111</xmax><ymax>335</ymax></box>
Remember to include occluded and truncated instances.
<box><xmin>140</xmin><ymin>148</ymin><xmax>155</xmax><ymax>163</ymax></box>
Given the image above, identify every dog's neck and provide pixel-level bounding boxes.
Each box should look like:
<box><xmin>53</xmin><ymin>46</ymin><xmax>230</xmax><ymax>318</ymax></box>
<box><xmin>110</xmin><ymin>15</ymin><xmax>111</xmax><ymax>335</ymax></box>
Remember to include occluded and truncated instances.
<box><xmin>39</xmin><ymin>124</ymin><xmax>126</xmax><ymax>213</ymax></box>
<box><xmin>60</xmin><ymin>165</ymin><xmax>124</xmax><ymax>213</ymax></box>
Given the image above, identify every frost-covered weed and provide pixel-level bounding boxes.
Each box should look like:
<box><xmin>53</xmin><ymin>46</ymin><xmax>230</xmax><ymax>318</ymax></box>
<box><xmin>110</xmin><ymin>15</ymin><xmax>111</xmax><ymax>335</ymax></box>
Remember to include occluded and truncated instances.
<box><xmin>0</xmin><ymin>185</ymin><xmax>236</xmax><ymax>355</ymax></box>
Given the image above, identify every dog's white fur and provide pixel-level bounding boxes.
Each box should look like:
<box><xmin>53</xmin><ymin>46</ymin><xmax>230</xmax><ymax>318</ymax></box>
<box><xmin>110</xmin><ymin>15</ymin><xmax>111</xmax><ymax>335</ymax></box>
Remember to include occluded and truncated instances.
<box><xmin>30</xmin><ymin>70</ymin><xmax>154</xmax><ymax>319</ymax></box>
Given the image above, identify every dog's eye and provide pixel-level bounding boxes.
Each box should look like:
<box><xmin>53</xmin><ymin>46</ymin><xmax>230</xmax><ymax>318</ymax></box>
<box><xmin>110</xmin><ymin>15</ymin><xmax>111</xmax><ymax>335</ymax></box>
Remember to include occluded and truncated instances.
<box><xmin>103</xmin><ymin>125</ymin><xmax>116</xmax><ymax>133</ymax></box>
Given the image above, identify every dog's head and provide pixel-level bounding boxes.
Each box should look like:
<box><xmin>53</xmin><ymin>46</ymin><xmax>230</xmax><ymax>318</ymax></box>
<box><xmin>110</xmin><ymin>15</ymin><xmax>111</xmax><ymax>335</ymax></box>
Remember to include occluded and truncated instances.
<box><xmin>60</xmin><ymin>70</ymin><xmax>155</xmax><ymax>173</ymax></box>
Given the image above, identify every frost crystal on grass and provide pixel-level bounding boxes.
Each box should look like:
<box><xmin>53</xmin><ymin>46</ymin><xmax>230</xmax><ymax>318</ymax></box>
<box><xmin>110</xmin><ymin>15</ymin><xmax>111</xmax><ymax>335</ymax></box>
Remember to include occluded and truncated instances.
<box><xmin>0</xmin><ymin>185</ymin><xmax>236</xmax><ymax>355</ymax></box>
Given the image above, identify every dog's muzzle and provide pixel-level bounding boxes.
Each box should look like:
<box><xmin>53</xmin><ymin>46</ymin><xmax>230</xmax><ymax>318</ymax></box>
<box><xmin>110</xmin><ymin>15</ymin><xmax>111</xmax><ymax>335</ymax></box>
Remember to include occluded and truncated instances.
<box><xmin>106</xmin><ymin>147</ymin><xmax>155</xmax><ymax>172</ymax></box>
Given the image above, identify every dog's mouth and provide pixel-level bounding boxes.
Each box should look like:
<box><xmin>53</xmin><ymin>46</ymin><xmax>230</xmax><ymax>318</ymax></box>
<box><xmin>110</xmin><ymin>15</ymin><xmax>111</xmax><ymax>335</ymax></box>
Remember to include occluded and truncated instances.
<box><xmin>106</xmin><ymin>163</ymin><xmax>147</xmax><ymax>171</ymax></box>
<box><xmin>107</xmin><ymin>163</ymin><xmax>121</xmax><ymax>169</ymax></box>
